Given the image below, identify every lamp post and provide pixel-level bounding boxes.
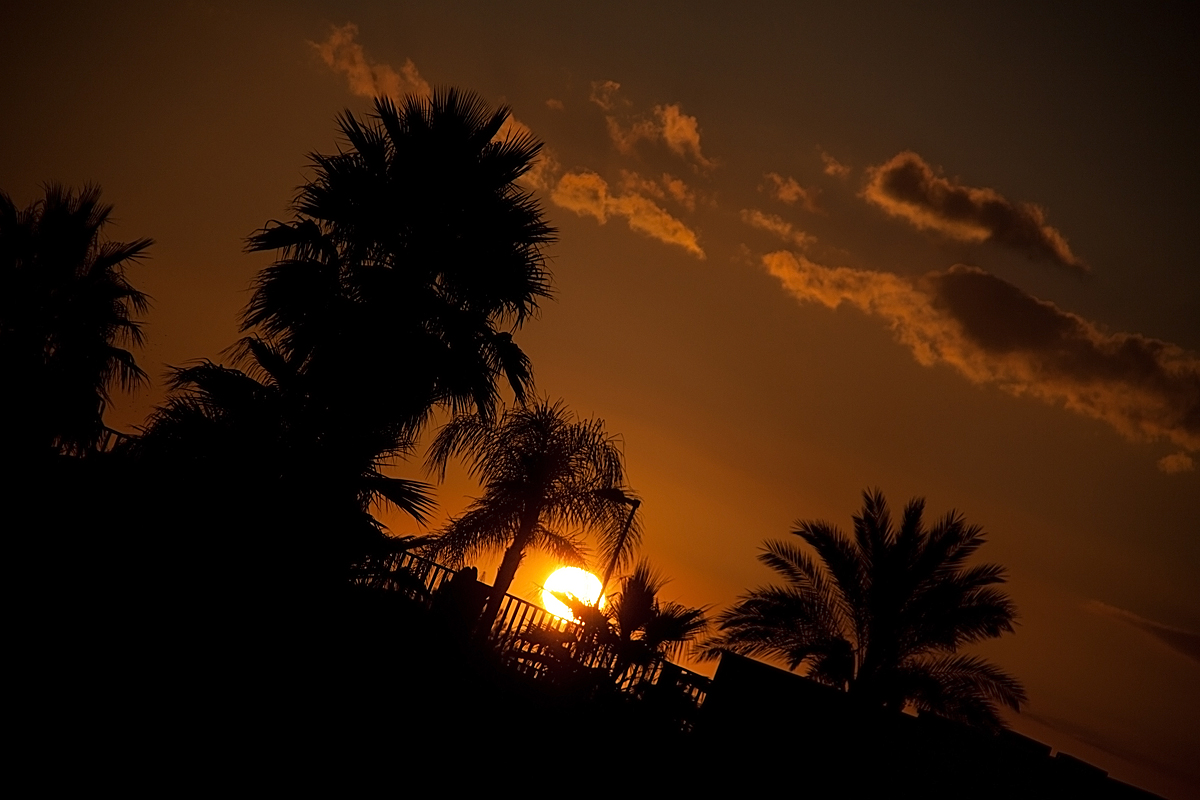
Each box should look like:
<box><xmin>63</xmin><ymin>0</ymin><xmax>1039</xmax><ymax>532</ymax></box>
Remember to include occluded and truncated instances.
<box><xmin>597</xmin><ymin>494</ymin><xmax>640</xmax><ymax>604</ymax></box>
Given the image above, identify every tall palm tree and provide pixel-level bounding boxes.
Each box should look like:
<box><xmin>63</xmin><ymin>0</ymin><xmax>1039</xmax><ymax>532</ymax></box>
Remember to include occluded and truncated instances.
<box><xmin>243</xmin><ymin>88</ymin><xmax>554</xmax><ymax>436</ymax></box>
<box><xmin>0</xmin><ymin>184</ymin><xmax>150</xmax><ymax>458</ymax></box>
<box><xmin>704</xmin><ymin>489</ymin><xmax>1025</xmax><ymax>732</ymax></box>
<box><xmin>426</xmin><ymin>400</ymin><xmax>639</xmax><ymax>633</ymax></box>
<box><xmin>137</xmin><ymin>88</ymin><xmax>551</xmax><ymax>580</ymax></box>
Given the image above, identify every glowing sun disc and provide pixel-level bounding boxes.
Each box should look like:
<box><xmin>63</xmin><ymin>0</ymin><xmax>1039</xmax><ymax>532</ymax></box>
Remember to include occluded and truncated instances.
<box><xmin>542</xmin><ymin>567</ymin><xmax>604</xmax><ymax>620</ymax></box>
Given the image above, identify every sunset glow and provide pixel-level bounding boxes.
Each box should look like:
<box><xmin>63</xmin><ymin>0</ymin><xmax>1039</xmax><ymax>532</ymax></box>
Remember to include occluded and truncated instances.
<box><xmin>541</xmin><ymin>567</ymin><xmax>604</xmax><ymax>620</ymax></box>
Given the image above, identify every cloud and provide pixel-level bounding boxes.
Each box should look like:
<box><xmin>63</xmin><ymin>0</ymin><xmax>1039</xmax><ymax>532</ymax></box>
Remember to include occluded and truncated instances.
<box><xmin>618</xmin><ymin>170</ymin><xmax>696</xmax><ymax>211</ymax></box>
<box><xmin>546</xmin><ymin>98</ymin><xmax>565</xmax><ymax>111</ymax></box>
<box><xmin>762</xmin><ymin>173</ymin><xmax>820</xmax><ymax>212</ymax></box>
<box><xmin>590</xmin><ymin>81</ymin><xmax>715</xmax><ymax>170</ymax></box>
<box><xmin>311</xmin><ymin>23</ymin><xmax>431</xmax><ymax>100</ymax></box>
<box><xmin>763</xmin><ymin>252</ymin><xmax>1200</xmax><ymax>452</ymax></box>
<box><xmin>552</xmin><ymin>170</ymin><xmax>704</xmax><ymax>258</ymax></box>
<box><xmin>589</xmin><ymin>80</ymin><xmax>623</xmax><ymax>112</ymax></box>
<box><xmin>656</xmin><ymin>104</ymin><xmax>715</xmax><ymax>169</ymax></box>
<box><xmin>1157</xmin><ymin>452</ymin><xmax>1195</xmax><ymax>474</ymax></box>
<box><xmin>820</xmin><ymin>149</ymin><xmax>851</xmax><ymax>178</ymax></box>
<box><xmin>1085</xmin><ymin>601</ymin><xmax>1200</xmax><ymax>663</ymax></box>
<box><xmin>741</xmin><ymin>209</ymin><xmax>815</xmax><ymax>250</ymax></box>
<box><xmin>864</xmin><ymin>151</ymin><xmax>1084</xmax><ymax>271</ymax></box>
<box><xmin>661</xmin><ymin>174</ymin><xmax>697</xmax><ymax>211</ymax></box>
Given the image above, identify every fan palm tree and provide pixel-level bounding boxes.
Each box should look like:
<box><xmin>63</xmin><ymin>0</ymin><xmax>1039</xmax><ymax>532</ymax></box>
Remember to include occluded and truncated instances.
<box><xmin>135</xmin><ymin>88</ymin><xmax>550</xmax><ymax>582</ymax></box>
<box><xmin>243</xmin><ymin>88</ymin><xmax>554</xmax><ymax>436</ymax></box>
<box><xmin>426</xmin><ymin>400</ymin><xmax>639</xmax><ymax>633</ymax></box>
<box><xmin>704</xmin><ymin>489</ymin><xmax>1025</xmax><ymax>732</ymax></box>
<box><xmin>0</xmin><ymin>184</ymin><xmax>150</xmax><ymax>458</ymax></box>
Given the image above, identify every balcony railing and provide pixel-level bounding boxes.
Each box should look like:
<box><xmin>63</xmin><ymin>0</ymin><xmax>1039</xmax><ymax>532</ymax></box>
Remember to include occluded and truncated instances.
<box><xmin>354</xmin><ymin>548</ymin><xmax>711</xmax><ymax>719</ymax></box>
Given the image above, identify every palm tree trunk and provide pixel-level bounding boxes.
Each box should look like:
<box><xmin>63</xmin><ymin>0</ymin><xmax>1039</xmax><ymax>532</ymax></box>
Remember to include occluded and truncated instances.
<box><xmin>476</xmin><ymin>509</ymin><xmax>539</xmax><ymax>637</ymax></box>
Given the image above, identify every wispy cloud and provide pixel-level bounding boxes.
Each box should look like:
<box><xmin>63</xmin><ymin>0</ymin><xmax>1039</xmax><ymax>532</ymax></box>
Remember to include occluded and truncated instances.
<box><xmin>864</xmin><ymin>151</ymin><xmax>1084</xmax><ymax>271</ymax></box>
<box><xmin>311</xmin><ymin>23</ymin><xmax>430</xmax><ymax>99</ymax></box>
<box><xmin>1085</xmin><ymin>601</ymin><xmax>1200</xmax><ymax>663</ymax></box>
<box><xmin>553</xmin><ymin>170</ymin><xmax>704</xmax><ymax>258</ymax></box>
<box><xmin>820</xmin><ymin>148</ymin><xmax>851</xmax><ymax>178</ymax></box>
<box><xmin>741</xmin><ymin>209</ymin><xmax>815</xmax><ymax>249</ymax></box>
<box><xmin>656</xmin><ymin>103</ymin><xmax>714</xmax><ymax>170</ymax></box>
<box><xmin>589</xmin><ymin>80</ymin><xmax>623</xmax><ymax>112</ymax></box>
<box><xmin>1157</xmin><ymin>452</ymin><xmax>1195</xmax><ymax>474</ymax></box>
<box><xmin>618</xmin><ymin>170</ymin><xmax>696</xmax><ymax>211</ymax></box>
<box><xmin>763</xmin><ymin>252</ymin><xmax>1200</xmax><ymax>452</ymax></box>
<box><xmin>762</xmin><ymin>173</ymin><xmax>819</xmax><ymax>212</ymax></box>
<box><xmin>590</xmin><ymin>81</ymin><xmax>715</xmax><ymax>170</ymax></box>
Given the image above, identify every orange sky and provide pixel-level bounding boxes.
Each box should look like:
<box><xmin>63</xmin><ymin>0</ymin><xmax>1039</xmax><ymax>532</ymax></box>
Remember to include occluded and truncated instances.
<box><xmin>3</xmin><ymin>3</ymin><xmax>1197</xmax><ymax>795</ymax></box>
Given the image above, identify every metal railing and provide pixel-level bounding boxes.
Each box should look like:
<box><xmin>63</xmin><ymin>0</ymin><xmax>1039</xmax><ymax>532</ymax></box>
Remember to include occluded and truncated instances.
<box><xmin>353</xmin><ymin>549</ymin><xmax>711</xmax><ymax>714</ymax></box>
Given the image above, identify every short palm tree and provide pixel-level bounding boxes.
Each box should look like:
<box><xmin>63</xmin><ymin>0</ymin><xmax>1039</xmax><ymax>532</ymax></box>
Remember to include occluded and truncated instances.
<box><xmin>551</xmin><ymin>560</ymin><xmax>708</xmax><ymax>684</ymax></box>
<box><xmin>426</xmin><ymin>400</ymin><xmax>639</xmax><ymax>633</ymax></box>
<box><xmin>0</xmin><ymin>184</ymin><xmax>151</xmax><ymax>458</ymax></box>
<box><xmin>704</xmin><ymin>489</ymin><xmax>1025</xmax><ymax>732</ymax></box>
<box><xmin>605</xmin><ymin>561</ymin><xmax>709</xmax><ymax>676</ymax></box>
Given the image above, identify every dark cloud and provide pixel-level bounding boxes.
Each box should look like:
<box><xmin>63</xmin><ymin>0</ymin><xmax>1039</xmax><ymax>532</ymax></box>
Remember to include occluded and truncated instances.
<box><xmin>865</xmin><ymin>152</ymin><xmax>1085</xmax><ymax>271</ymax></box>
<box><xmin>764</xmin><ymin>254</ymin><xmax>1200</xmax><ymax>452</ymax></box>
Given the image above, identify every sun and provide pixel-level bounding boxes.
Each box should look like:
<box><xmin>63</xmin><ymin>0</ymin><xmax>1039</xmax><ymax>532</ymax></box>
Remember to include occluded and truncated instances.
<box><xmin>541</xmin><ymin>567</ymin><xmax>604</xmax><ymax>620</ymax></box>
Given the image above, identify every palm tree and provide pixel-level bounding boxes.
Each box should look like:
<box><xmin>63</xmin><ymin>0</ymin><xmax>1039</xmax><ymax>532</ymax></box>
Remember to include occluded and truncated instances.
<box><xmin>704</xmin><ymin>489</ymin><xmax>1025</xmax><ymax>732</ymax></box>
<box><xmin>0</xmin><ymin>184</ymin><xmax>151</xmax><ymax>458</ymax></box>
<box><xmin>136</xmin><ymin>88</ymin><xmax>551</xmax><ymax>581</ymax></box>
<box><xmin>601</xmin><ymin>560</ymin><xmax>709</xmax><ymax>678</ymax></box>
<box><xmin>426</xmin><ymin>400</ymin><xmax>639</xmax><ymax>633</ymax></box>
<box><xmin>243</xmin><ymin>88</ymin><xmax>554</xmax><ymax>436</ymax></box>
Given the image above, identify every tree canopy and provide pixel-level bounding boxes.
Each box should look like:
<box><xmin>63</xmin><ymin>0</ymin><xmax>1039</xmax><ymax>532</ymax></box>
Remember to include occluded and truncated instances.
<box><xmin>0</xmin><ymin>184</ymin><xmax>150</xmax><ymax>459</ymax></box>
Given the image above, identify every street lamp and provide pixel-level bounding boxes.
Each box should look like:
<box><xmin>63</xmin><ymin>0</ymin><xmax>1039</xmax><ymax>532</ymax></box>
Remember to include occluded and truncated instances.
<box><xmin>595</xmin><ymin>489</ymin><xmax>641</xmax><ymax>604</ymax></box>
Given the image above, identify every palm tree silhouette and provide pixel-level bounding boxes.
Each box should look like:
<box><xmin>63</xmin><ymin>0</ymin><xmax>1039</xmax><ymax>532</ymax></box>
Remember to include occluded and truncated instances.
<box><xmin>704</xmin><ymin>489</ymin><xmax>1025</xmax><ymax>731</ymax></box>
<box><xmin>1</xmin><ymin>185</ymin><xmax>150</xmax><ymax>458</ymax></box>
<box><xmin>138</xmin><ymin>88</ymin><xmax>551</xmax><ymax>578</ymax></box>
<box><xmin>243</xmin><ymin>88</ymin><xmax>554</xmax><ymax>436</ymax></box>
<box><xmin>426</xmin><ymin>400</ymin><xmax>638</xmax><ymax>633</ymax></box>
<box><xmin>607</xmin><ymin>561</ymin><xmax>708</xmax><ymax>668</ymax></box>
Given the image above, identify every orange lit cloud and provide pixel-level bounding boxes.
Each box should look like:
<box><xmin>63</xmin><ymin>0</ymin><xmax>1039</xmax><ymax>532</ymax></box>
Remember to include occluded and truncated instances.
<box><xmin>618</xmin><ymin>170</ymin><xmax>696</xmax><ymax>211</ymax></box>
<box><xmin>762</xmin><ymin>173</ymin><xmax>819</xmax><ymax>212</ymax></box>
<box><xmin>1085</xmin><ymin>601</ymin><xmax>1200</xmax><ymax>663</ymax></box>
<box><xmin>546</xmin><ymin>98</ymin><xmax>565</xmax><ymax>110</ymax></box>
<box><xmin>864</xmin><ymin>151</ymin><xmax>1084</xmax><ymax>271</ymax></box>
<box><xmin>741</xmin><ymin>209</ymin><xmax>815</xmax><ymax>249</ymax></box>
<box><xmin>764</xmin><ymin>252</ymin><xmax>1200</xmax><ymax>452</ymax></box>
<box><xmin>656</xmin><ymin>103</ymin><xmax>714</xmax><ymax>169</ymax></box>
<box><xmin>820</xmin><ymin>149</ymin><xmax>851</xmax><ymax>178</ymax></box>
<box><xmin>590</xmin><ymin>81</ymin><xmax>715</xmax><ymax>170</ymax></box>
<box><xmin>311</xmin><ymin>23</ymin><xmax>431</xmax><ymax>99</ymax></box>
<box><xmin>553</xmin><ymin>170</ymin><xmax>704</xmax><ymax>258</ymax></box>
<box><xmin>661</xmin><ymin>174</ymin><xmax>697</xmax><ymax>211</ymax></box>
